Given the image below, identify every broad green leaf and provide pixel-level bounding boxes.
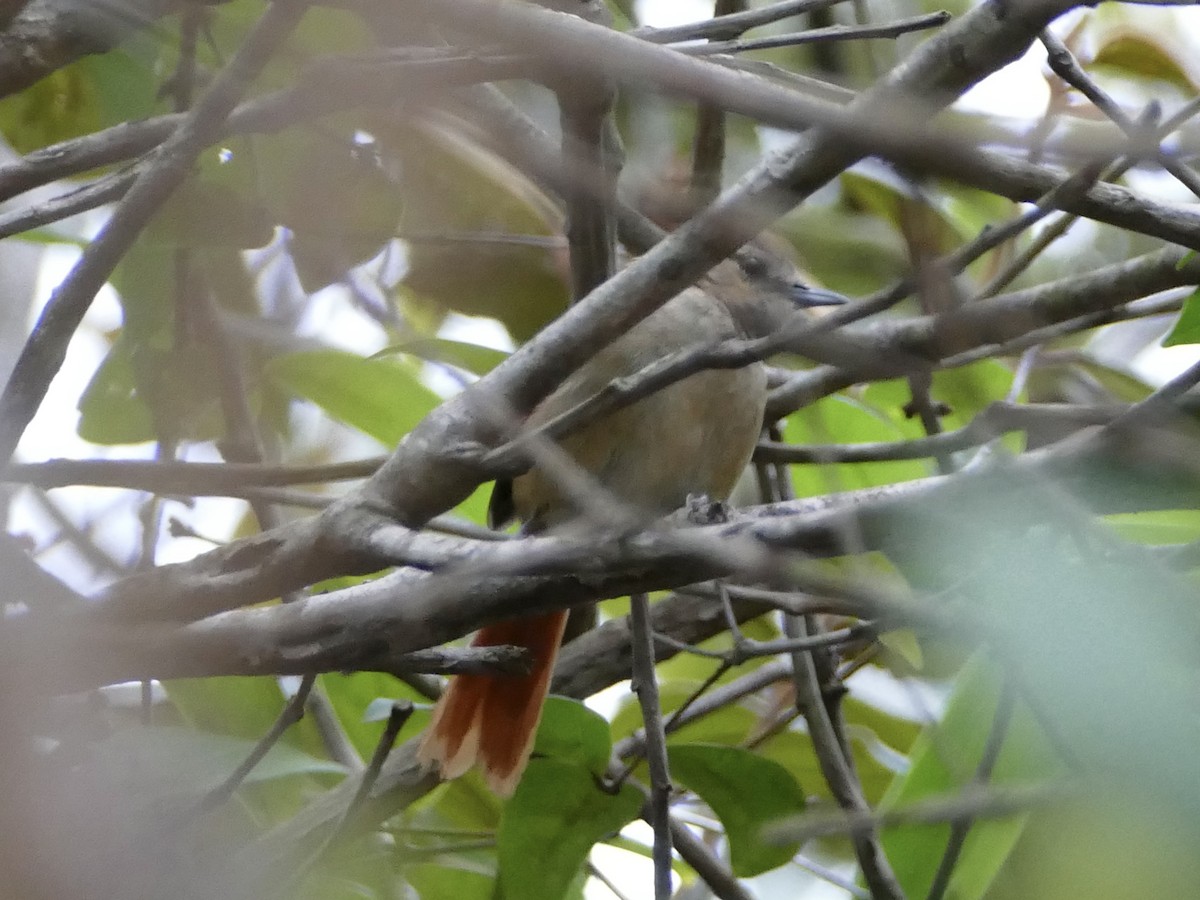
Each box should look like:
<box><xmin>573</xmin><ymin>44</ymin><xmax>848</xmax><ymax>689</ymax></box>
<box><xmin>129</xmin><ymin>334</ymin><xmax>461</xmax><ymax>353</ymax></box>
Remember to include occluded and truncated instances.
<box><xmin>267</xmin><ymin>349</ymin><xmax>438</xmax><ymax>446</ymax></box>
<box><xmin>426</xmin><ymin>771</ymin><xmax>504</xmax><ymax>832</ymax></box>
<box><xmin>497</xmin><ymin>759</ymin><xmax>641</xmax><ymax>900</ymax></box>
<box><xmin>788</xmin><ymin>392</ymin><xmax>930</xmax><ymax>497</ymax></box>
<box><xmin>319</xmin><ymin>671</ymin><xmax>429</xmax><ymax>758</ymax></box>
<box><xmin>165</xmin><ymin>676</ymin><xmax>328</xmax><ymax>759</ymax></box>
<box><xmin>533</xmin><ymin>697</ymin><xmax>613</xmax><ymax>774</ymax></box>
<box><xmin>877</xmin><ymin>628</ymin><xmax>924</xmax><ymax>673</ymax></box>
<box><xmin>668</xmin><ymin>743</ymin><xmax>806</xmax><ymax>877</ymax></box>
<box><xmin>1162</xmin><ymin>289</ymin><xmax>1200</xmax><ymax>346</ymax></box>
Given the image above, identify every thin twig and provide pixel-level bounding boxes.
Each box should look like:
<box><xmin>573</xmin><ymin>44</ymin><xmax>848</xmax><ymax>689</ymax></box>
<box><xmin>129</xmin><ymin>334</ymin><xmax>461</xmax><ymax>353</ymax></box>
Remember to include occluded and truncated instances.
<box><xmin>765</xmin><ymin>781</ymin><xmax>1065</xmax><ymax>845</ymax></box>
<box><xmin>195</xmin><ymin>674</ymin><xmax>318</xmax><ymax>815</ymax></box>
<box><xmin>756</xmin><ymin>401</ymin><xmax>1126</xmax><ymax>464</ymax></box>
<box><xmin>1041</xmin><ymin>30</ymin><xmax>1200</xmax><ymax>201</ymax></box>
<box><xmin>926</xmin><ymin>679</ymin><xmax>1016</xmax><ymax>900</ymax></box>
<box><xmin>681</xmin><ymin>12</ymin><xmax>951</xmax><ymax>55</ymax></box>
<box><xmin>668</xmin><ymin>814</ymin><xmax>755</xmax><ymax>900</ymax></box>
<box><xmin>630</xmin><ymin>593</ymin><xmax>674</xmax><ymax>900</ymax></box>
<box><xmin>634</xmin><ymin>0</ymin><xmax>850</xmax><ymax>43</ymax></box>
<box><xmin>786</xmin><ymin>614</ymin><xmax>905</xmax><ymax>899</ymax></box>
<box><xmin>615</xmin><ymin>661</ymin><xmax>792</xmax><ymax>761</ymax></box>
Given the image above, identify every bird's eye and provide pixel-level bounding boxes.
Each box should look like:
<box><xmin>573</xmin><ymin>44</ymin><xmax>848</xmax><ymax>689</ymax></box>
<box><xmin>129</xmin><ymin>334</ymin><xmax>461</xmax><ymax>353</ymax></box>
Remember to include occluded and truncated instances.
<box><xmin>738</xmin><ymin>254</ymin><xmax>767</xmax><ymax>278</ymax></box>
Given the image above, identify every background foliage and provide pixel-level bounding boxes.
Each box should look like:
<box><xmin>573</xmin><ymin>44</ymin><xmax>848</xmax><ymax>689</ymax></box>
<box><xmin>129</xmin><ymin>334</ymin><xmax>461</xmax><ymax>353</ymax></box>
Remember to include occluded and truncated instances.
<box><xmin>2</xmin><ymin>0</ymin><xmax>1200</xmax><ymax>898</ymax></box>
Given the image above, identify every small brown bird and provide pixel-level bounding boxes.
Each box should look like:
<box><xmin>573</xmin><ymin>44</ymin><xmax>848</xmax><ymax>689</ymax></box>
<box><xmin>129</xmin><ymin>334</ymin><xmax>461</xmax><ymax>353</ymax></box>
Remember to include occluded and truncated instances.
<box><xmin>418</xmin><ymin>246</ymin><xmax>845</xmax><ymax>796</ymax></box>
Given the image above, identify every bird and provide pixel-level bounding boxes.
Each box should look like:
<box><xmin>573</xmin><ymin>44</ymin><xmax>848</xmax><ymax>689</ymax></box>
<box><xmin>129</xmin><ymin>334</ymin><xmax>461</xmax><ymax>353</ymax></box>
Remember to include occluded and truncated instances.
<box><xmin>417</xmin><ymin>244</ymin><xmax>846</xmax><ymax>796</ymax></box>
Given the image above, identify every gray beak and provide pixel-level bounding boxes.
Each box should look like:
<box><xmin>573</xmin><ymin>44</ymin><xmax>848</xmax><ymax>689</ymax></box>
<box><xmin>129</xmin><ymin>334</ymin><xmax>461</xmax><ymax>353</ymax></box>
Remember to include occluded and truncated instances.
<box><xmin>790</xmin><ymin>283</ymin><xmax>849</xmax><ymax>308</ymax></box>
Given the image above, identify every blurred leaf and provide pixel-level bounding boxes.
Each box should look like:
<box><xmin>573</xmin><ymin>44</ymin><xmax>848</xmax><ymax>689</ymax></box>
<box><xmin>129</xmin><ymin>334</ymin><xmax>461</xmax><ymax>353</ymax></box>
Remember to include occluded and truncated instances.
<box><xmin>420</xmin><ymin>771</ymin><xmax>504</xmax><ymax>834</ymax></box>
<box><xmin>201</xmin><ymin>3</ymin><xmax>371</xmax><ymax>91</ymax></box>
<box><xmin>986</xmin><ymin>794</ymin><xmax>1200</xmax><ymax>900</ymax></box>
<box><xmin>879</xmin><ymin>657</ymin><xmax>1062</xmax><ymax>899</ymax></box>
<box><xmin>267</xmin><ymin>349</ymin><xmax>438</xmax><ymax>445</ymax></box>
<box><xmin>406</xmin><ymin>863</ymin><xmax>494</xmax><ymax>900</ymax></box>
<box><xmin>271</xmin><ymin>136</ymin><xmax>404</xmax><ymax>292</ymax></box>
<box><xmin>1162</xmin><ymin>289</ymin><xmax>1200</xmax><ymax>346</ymax></box>
<box><xmin>877</xmin><ymin>629</ymin><xmax>924</xmax><ymax>673</ymax></box>
<box><xmin>497</xmin><ymin>759</ymin><xmax>641</xmax><ymax>900</ymax></box>
<box><xmin>783</xmin><ymin>203</ymin><xmax>908</xmax><ymax>296</ymax></box>
<box><xmin>17</xmin><ymin>228</ymin><xmax>88</xmax><ymax>247</ymax></box>
<box><xmin>147</xmin><ymin>177</ymin><xmax>274</xmax><ymax>249</ymax></box>
<box><xmin>669</xmin><ymin>743</ymin><xmax>805</xmax><ymax>877</ymax></box>
<box><xmin>755</xmin><ymin>723</ymin><xmax>902</xmax><ymax>807</ymax></box>
<box><xmin>91</xmin><ymin>725</ymin><xmax>345</xmax><ymax>798</ymax></box>
<box><xmin>533</xmin><ymin>697</ymin><xmax>612</xmax><ymax>774</ymax></box>
<box><xmin>1105</xmin><ymin>509</ymin><xmax>1200</xmax><ymax>545</ymax></box>
<box><xmin>1064</xmin><ymin>359</ymin><xmax>1154</xmax><ymax>403</ymax></box>
<box><xmin>77</xmin><ymin>338</ymin><xmax>155</xmax><ymax>444</ymax></box>
<box><xmin>375</xmin><ymin>337</ymin><xmax>508</xmax><ymax>376</ymax></box>
<box><xmin>99</xmin><ymin>239</ymin><xmax>234</xmax><ymax>444</ymax></box>
<box><xmin>840</xmin><ymin>169</ymin><xmax>964</xmax><ymax>254</ymax></box>
<box><xmin>388</xmin><ymin>120</ymin><xmax>567</xmax><ymax>341</ymax></box>
<box><xmin>0</xmin><ymin>43</ymin><xmax>161</xmax><ymax>154</ymax></box>
<box><xmin>1090</xmin><ymin>32</ymin><xmax>1195</xmax><ymax>91</ymax></box>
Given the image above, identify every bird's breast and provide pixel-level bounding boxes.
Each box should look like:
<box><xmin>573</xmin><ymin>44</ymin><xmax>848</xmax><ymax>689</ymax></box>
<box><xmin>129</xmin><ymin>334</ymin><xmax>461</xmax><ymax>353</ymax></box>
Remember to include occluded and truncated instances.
<box><xmin>510</xmin><ymin>299</ymin><xmax>768</xmax><ymax>527</ymax></box>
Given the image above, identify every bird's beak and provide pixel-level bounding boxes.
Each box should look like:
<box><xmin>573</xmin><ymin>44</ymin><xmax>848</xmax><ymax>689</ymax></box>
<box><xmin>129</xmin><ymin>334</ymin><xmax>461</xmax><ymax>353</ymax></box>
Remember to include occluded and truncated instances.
<box><xmin>790</xmin><ymin>283</ymin><xmax>850</xmax><ymax>308</ymax></box>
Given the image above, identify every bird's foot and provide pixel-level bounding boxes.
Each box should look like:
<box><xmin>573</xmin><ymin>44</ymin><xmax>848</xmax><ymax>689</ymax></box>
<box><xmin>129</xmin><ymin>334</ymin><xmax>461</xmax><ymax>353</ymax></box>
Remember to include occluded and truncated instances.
<box><xmin>679</xmin><ymin>492</ymin><xmax>729</xmax><ymax>526</ymax></box>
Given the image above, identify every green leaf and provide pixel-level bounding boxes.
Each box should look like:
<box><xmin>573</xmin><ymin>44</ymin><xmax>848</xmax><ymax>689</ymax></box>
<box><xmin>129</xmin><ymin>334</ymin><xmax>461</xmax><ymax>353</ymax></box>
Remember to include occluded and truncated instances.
<box><xmin>406</xmin><ymin>863</ymin><xmax>494</xmax><ymax>900</ymax></box>
<box><xmin>146</xmin><ymin>177</ymin><xmax>274</xmax><ymax>249</ymax></box>
<box><xmin>375</xmin><ymin>337</ymin><xmax>509</xmax><ymax>376</ymax></box>
<box><xmin>165</xmin><ymin>676</ymin><xmax>328</xmax><ymax>758</ymax></box>
<box><xmin>267</xmin><ymin>349</ymin><xmax>439</xmax><ymax>446</ymax></box>
<box><xmin>77</xmin><ymin>339</ymin><xmax>155</xmax><ymax>444</ymax></box>
<box><xmin>840</xmin><ymin>169</ymin><xmax>966</xmax><ymax>252</ymax></box>
<box><xmin>1105</xmin><ymin>509</ymin><xmax>1200</xmax><ymax>545</ymax></box>
<box><xmin>532</xmin><ymin>697</ymin><xmax>613</xmax><ymax>774</ymax></box>
<box><xmin>390</xmin><ymin>121</ymin><xmax>567</xmax><ymax>341</ymax></box>
<box><xmin>782</xmin><ymin>203</ymin><xmax>908</xmax><ymax>296</ymax></box>
<box><xmin>92</xmin><ymin>725</ymin><xmax>346</xmax><ymax>797</ymax></box>
<box><xmin>788</xmin><ymin>392</ymin><xmax>930</xmax><ymax>497</ymax></box>
<box><xmin>1090</xmin><ymin>33</ymin><xmax>1195</xmax><ymax>91</ymax></box>
<box><xmin>497</xmin><ymin>759</ymin><xmax>641</xmax><ymax>900</ymax></box>
<box><xmin>878</xmin><ymin>657</ymin><xmax>1060</xmax><ymax>899</ymax></box>
<box><xmin>0</xmin><ymin>44</ymin><xmax>161</xmax><ymax>154</ymax></box>
<box><xmin>1162</xmin><ymin>289</ymin><xmax>1200</xmax><ymax>346</ymax></box>
<box><xmin>668</xmin><ymin>743</ymin><xmax>806</xmax><ymax>877</ymax></box>
<box><xmin>320</xmin><ymin>672</ymin><xmax>429</xmax><ymax>758</ymax></box>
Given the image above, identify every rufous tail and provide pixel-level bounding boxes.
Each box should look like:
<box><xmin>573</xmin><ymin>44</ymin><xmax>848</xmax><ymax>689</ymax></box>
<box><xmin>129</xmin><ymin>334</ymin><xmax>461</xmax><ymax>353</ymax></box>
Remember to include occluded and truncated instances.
<box><xmin>418</xmin><ymin>611</ymin><xmax>569</xmax><ymax>797</ymax></box>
